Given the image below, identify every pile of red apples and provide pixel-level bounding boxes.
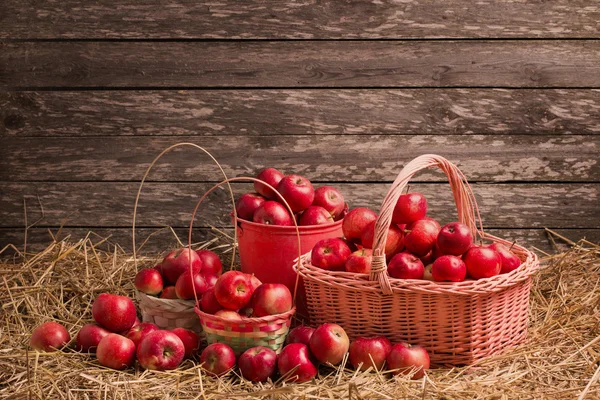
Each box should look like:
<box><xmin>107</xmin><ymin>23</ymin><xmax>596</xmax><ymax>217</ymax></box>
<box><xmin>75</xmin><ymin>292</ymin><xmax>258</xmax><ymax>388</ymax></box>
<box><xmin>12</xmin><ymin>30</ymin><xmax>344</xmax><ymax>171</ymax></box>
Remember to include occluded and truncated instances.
<box><xmin>311</xmin><ymin>192</ymin><xmax>522</xmax><ymax>282</ymax></box>
<box><xmin>235</xmin><ymin>168</ymin><xmax>347</xmax><ymax>226</ymax></box>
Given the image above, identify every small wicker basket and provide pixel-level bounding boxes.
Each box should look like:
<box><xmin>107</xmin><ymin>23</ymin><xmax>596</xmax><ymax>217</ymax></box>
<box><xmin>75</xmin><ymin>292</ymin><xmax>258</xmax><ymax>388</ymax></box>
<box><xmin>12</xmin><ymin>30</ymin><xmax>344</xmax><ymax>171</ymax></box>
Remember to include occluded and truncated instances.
<box><xmin>188</xmin><ymin>177</ymin><xmax>299</xmax><ymax>355</ymax></box>
<box><xmin>295</xmin><ymin>154</ymin><xmax>540</xmax><ymax>367</ymax></box>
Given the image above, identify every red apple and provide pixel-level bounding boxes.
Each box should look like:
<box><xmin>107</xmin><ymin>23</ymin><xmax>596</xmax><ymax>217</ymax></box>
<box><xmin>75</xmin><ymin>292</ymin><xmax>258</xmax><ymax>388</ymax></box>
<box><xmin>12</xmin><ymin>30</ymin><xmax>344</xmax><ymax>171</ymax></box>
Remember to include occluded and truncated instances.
<box><xmin>299</xmin><ymin>205</ymin><xmax>334</xmax><ymax>226</ymax></box>
<box><xmin>248</xmin><ymin>274</ymin><xmax>262</xmax><ymax>292</ymax></box>
<box><xmin>214</xmin><ymin>309</ymin><xmax>243</xmax><ymax>321</ymax></box>
<box><xmin>392</xmin><ymin>192</ymin><xmax>428</xmax><ymax>225</ymax></box>
<box><xmin>387</xmin><ymin>252</ymin><xmax>425</xmax><ymax>279</ymax></box>
<box><xmin>312</xmin><ymin>186</ymin><xmax>346</xmax><ymax>220</ymax></box>
<box><xmin>161</xmin><ymin>248</ymin><xmax>203</xmax><ymax>285</ymax></box>
<box><xmin>488</xmin><ymin>243</ymin><xmax>522</xmax><ymax>274</ymax></box>
<box><xmin>255</xmin><ymin>168</ymin><xmax>285</xmax><ymax>199</ymax></box>
<box><xmin>200</xmin><ymin>343</ymin><xmax>236</xmax><ymax>376</ymax></box>
<box><xmin>404</xmin><ymin>218</ymin><xmax>441</xmax><ymax>257</ymax></box>
<box><xmin>238</xmin><ymin>346</ymin><xmax>278</xmax><ymax>382</ymax></box>
<box><xmin>463</xmin><ymin>246</ymin><xmax>502</xmax><ymax>279</ymax></box>
<box><xmin>253</xmin><ymin>200</ymin><xmax>294</xmax><ymax>226</ymax></box>
<box><xmin>345</xmin><ymin>248</ymin><xmax>373</xmax><ymax>274</ymax></box>
<box><xmin>124</xmin><ymin>322</ymin><xmax>158</xmax><ymax>347</ymax></box>
<box><xmin>386</xmin><ymin>342</ymin><xmax>430</xmax><ymax>379</ymax></box>
<box><xmin>349</xmin><ymin>336</ymin><xmax>392</xmax><ymax>371</ymax></box>
<box><xmin>92</xmin><ymin>293</ymin><xmax>137</xmax><ymax>333</ymax></box>
<box><xmin>342</xmin><ymin>207</ymin><xmax>378</xmax><ymax>243</ymax></box>
<box><xmin>96</xmin><ymin>333</ymin><xmax>136</xmax><ymax>370</ymax></box>
<box><xmin>171</xmin><ymin>328</ymin><xmax>200</xmax><ymax>359</ymax></box>
<box><xmin>251</xmin><ymin>283</ymin><xmax>293</xmax><ymax>317</ymax></box>
<box><xmin>175</xmin><ymin>271</ymin><xmax>209</xmax><ymax>300</ymax></box>
<box><xmin>196</xmin><ymin>249</ymin><xmax>223</xmax><ymax>276</ymax></box>
<box><xmin>286</xmin><ymin>326</ymin><xmax>316</xmax><ymax>346</ymax></box>
<box><xmin>276</xmin><ymin>174</ymin><xmax>315</xmax><ymax>213</ymax></box>
<box><xmin>75</xmin><ymin>323</ymin><xmax>110</xmax><ymax>353</ymax></box>
<box><xmin>160</xmin><ymin>286</ymin><xmax>178</xmax><ymax>299</ymax></box>
<box><xmin>199</xmin><ymin>288</ymin><xmax>223</xmax><ymax>314</ymax></box>
<box><xmin>277</xmin><ymin>343</ymin><xmax>318</xmax><ymax>383</ymax></box>
<box><xmin>309</xmin><ymin>323</ymin><xmax>350</xmax><ymax>365</ymax></box>
<box><xmin>437</xmin><ymin>222</ymin><xmax>473</xmax><ymax>256</ymax></box>
<box><xmin>30</xmin><ymin>322</ymin><xmax>70</xmax><ymax>352</ymax></box>
<box><xmin>214</xmin><ymin>270</ymin><xmax>253</xmax><ymax>310</ymax></box>
<box><xmin>204</xmin><ymin>274</ymin><xmax>218</xmax><ymax>290</ymax></box>
<box><xmin>310</xmin><ymin>237</ymin><xmax>352</xmax><ymax>271</ymax></box>
<box><xmin>137</xmin><ymin>330</ymin><xmax>185</xmax><ymax>371</ymax></box>
<box><xmin>432</xmin><ymin>255</ymin><xmax>467</xmax><ymax>282</ymax></box>
<box><xmin>360</xmin><ymin>221</ymin><xmax>405</xmax><ymax>259</ymax></box>
<box><xmin>154</xmin><ymin>264</ymin><xmax>162</xmax><ymax>273</ymax></box>
<box><xmin>235</xmin><ymin>192</ymin><xmax>266</xmax><ymax>221</ymax></box>
<box><xmin>134</xmin><ymin>268</ymin><xmax>164</xmax><ymax>296</ymax></box>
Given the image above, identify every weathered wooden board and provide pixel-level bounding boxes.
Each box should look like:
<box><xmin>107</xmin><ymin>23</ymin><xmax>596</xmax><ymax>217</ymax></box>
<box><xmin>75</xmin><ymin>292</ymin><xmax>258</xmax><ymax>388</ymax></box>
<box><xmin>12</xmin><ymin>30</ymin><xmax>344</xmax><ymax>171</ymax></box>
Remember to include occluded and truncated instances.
<box><xmin>2</xmin><ymin>227</ymin><xmax>596</xmax><ymax>256</ymax></box>
<box><xmin>2</xmin><ymin>182</ymin><xmax>598</xmax><ymax>228</ymax></box>
<box><xmin>3</xmin><ymin>90</ymin><xmax>600</xmax><ymax>137</ymax></box>
<box><xmin>3</xmin><ymin>41</ymin><xmax>600</xmax><ymax>88</ymax></box>
<box><xmin>1</xmin><ymin>135</ymin><xmax>598</xmax><ymax>182</ymax></box>
<box><xmin>2</xmin><ymin>1</ymin><xmax>599</xmax><ymax>39</ymax></box>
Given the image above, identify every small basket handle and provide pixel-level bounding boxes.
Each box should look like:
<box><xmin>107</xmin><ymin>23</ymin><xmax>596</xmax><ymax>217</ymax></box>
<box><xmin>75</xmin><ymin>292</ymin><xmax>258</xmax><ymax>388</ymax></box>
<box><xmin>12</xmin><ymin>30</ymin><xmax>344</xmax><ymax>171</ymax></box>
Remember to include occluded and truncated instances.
<box><xmin>186</xmin><ymin>177</ymin><xmax>303</xmax><ymax>308</ymax></box>
<box><xmin>371</xmin><ymin>154</ymin><xmax>484</xmax><ymax>294</ymax></box>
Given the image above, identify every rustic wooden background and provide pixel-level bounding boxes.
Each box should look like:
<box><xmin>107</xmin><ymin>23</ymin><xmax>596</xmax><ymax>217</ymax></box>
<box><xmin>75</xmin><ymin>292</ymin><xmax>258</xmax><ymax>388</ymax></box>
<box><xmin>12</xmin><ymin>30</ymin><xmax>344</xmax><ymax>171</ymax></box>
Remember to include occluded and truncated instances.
<box><xmin>1</xmin><ymin>1</ymin><xmax>599</xmax><ymax>255</ymax></box>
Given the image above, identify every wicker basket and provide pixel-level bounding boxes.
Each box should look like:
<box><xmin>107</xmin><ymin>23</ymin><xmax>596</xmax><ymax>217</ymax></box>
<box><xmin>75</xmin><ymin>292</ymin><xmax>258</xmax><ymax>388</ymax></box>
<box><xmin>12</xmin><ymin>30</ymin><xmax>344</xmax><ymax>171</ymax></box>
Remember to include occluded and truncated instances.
<box><xmin>295</xmin><ymin>154</ymin><xmax>540</xmax><ymax>367</ymax></box>
<box><xmin>187</xmin><ymin>177</ymin><xmax>299</xmax><ymax>355</ymax></box>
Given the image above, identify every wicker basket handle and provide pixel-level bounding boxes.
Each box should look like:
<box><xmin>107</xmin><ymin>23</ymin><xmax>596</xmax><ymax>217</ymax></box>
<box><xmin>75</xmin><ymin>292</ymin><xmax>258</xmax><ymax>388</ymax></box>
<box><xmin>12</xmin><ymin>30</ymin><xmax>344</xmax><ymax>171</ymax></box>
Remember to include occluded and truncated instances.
<box><xmin>132</xmin><ymin>143</ymin><xmax>235</xmax><ymax>272</ymax></box>
<box><xmin>187</xmin><ymin>177</ymin><xmax>303</xmax><ymax>308</ymax></box>
<box><xmin>371</xmin><ymin>154</ymin><xmax>484</xmax><ymax>294</ymax></box>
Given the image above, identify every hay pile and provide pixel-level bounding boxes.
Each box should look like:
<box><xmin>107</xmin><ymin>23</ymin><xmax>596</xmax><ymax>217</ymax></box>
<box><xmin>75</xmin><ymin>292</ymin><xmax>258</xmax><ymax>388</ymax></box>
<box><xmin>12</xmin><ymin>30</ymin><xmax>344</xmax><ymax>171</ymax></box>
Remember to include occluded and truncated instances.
<box><xmin>1</xmin><ymin>231</ymin><xmax>599</xmax><ymax>399</ymax></box>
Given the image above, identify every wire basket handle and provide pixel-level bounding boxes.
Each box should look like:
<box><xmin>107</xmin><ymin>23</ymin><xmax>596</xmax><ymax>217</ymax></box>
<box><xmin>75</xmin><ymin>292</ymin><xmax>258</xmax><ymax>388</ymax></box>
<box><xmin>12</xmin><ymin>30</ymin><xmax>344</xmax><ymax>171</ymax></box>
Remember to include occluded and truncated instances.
<box><xmin>132</xmin><ymin>143</ymin><xmax>235</xmax><ymax>272</ymax></box>
<box><xmin>371</xmin><ymin>154</ymin><xmax>484</xmax><ymax>294</ymax></box>
<box><xmin>187</xmin><ymin>177</ymin><xmax>303</xmax><ymax>308</ymax></box>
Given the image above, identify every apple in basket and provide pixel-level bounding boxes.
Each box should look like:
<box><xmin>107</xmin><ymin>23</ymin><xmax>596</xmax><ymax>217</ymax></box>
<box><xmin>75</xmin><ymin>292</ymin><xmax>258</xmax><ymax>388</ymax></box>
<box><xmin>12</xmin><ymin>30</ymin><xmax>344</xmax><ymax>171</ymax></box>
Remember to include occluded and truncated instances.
<box><xmin>488</xmin><ymin>243</ymin><xmax>522</xmax><ymax>274</ymax></box>
<box><xmin>92</xmin><ymin>293</ymin><xmax>137</xmax><ymax>333</ymax></box>
<box><xmin>171</xmin><ymin>328</ymin><xmax>200</xmax><ymax>359</ymax></box>
<box><xmin>349</xmin><ymin>336</ymin><xmax>392</xmax><ymax>371</ymax></box>
<box><xmin>200</xmin><ymin>343</ymin><xmax>237</xmax><ymax>376</ymax></box>
<box><xmin>137</xmin><ymin>330</ymin><xmax>185</xmax><ymax>371</ymax></box>
<box><xmin>360</xmin><ymin>221</ymin><xmax>405</xmax><ymax>259</ymax></box>
<box><xmin>238</xmin><ymin>346</ymin><xmax>278</xmax><ymax>382</ymax></box>
<box><xmin>432</xmin><ymin>255</ymin><xmax>467</xmax><ymax>282</ymax></box>
<box><xmin>309</xmin><ymin>323</ymin><xmax>350</xmax><ymax>365</ymax></box>
<box><xmin>392</xmin><ymin>192</ymin><xmax>428</xmax><ymax>225</ymax></box>
<box><xmin>195</xmin><ymin>249</ymin><xmax>223</xmax><ymax>276</ymax></box>
<box><xmin>463</xmin><ymin>246</ymin><xmax>502</xmax><ymax>279</ymax></box>
<box><xmin>175</xmin><ymin>271</ymin><xmax>209</xmax><ymax>300</ymax></box>
<box><xmin>214</xmin><ymin>309</ymin><xmax>243</xmax><ymax>321</ymax></box>
<box><xmin>387</xmin><ymin>252</ymin><xmax>425</xmax><ymax>280</ymax></box>
<box><xmin>386</xmin><ymin>342</ymin><xmax>430</xmax><ymax>379</ymax></box>
<box><xmin>286</xmin><ymin>326</ymin><xmax>316</xmax><ymax>347</ymax></box>
<box><xmin>276</xmin><ymin>174</ymin><xmax>315</xmax><ymax>213</ymax></box>
<box><xmin>124</xmin><ymin>322</ymin><xmax>158</xmax><ymax>347</ymax></box>
<box><xmin>30</xmin><ymin>322</ymin><xmax>71</xmax><ymax>352</ymax></box>
<box><xmin>161</xmin><ymin>248</ymin><xmax>202</xmax><ymax>285</ymax></box>
<box><xmin>299</xmin><ymin>205</ymin><xmax>334</xmax><ymax>226</ymax></box>
<box><xmin>437</xmin><ymin>222</ymin><xmax>473</xmax><ymax>256</ymax></box>
<box><xmin>278</xmin><ymin>343</ymin><xmax>318</xmax><ymax>383</ymax></box>
<box><xmin>253</xmin><ymin>201</ymin><xmax>294</xmax><ymax>226</ymax></box>
<box><xmin>404</xmin><ymin>218</ymin><xmax>441</xmax><ymax>257</ymax></box>
<box><xmin>134</xmin><ymin>268</ymin><xmax>164</xmax><ymax>296</ymax></box>
<box><xmin>311</xmin><ymin>237</ymin><xmax>353</xmax><ymax>271</ymax></box>
<box><xmin>200</xmin><ymin>288</ymin><xmax>224</xmax><ymax>314</ymax></box>
<box><xmin>312</xmin><ymin>185</ymin><xmax>346</xmax><ymax>220</ymax></box>
<box><xmin>75</xmin><ymin>324</ymin><xmax>111</xmax><ymax>353</ymax></box>
<box><xmin>214</xmin><ymin>271</ymin><xmax>254</xmax><ymax>310</ymax></box>
<box><xmin>235</xmin><ymin>192</ymin><xmax>266</xmax><ymax>221</ymax></box>
<box><xmin>96</xmin><ymin>333</ymin><xmax>136</xmax><ymax>370</ymax></box>
<box><xmin>345</xmin><ymin>248</ymin><xmax>373</xmax><ymax>274</ymax></box>
<box><xmin>255</xmin><ymin>167</ymin><xmax>285</xmax><ymax>199</ymax></box>
<box><xmin>342</xmin><ymin>207</ymin><xmax>378</xmax><ymax>243</ymax></box>
<box><xmin>160</xmin><ymin>286</ymin><xmax>178</xmax><ymax>299</ymax></box>
<box><xmin>250</xmin><ymin>283</ymin><xmax>293</xmax><ymax>317</ymax></box>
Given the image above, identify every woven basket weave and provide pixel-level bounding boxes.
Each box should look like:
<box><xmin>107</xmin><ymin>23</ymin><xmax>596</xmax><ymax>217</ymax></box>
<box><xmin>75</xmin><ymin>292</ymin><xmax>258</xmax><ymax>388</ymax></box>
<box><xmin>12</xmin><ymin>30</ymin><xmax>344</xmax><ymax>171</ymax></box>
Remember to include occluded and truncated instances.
<box><xmin>295</xmin><ymin>154</ymin><xmax>539</xmax><ymax>367</ymax></box>
<box><xmin>187</xmin><ymin>177</ymin><xmax>299</xmax><ymax>355</ymax></box>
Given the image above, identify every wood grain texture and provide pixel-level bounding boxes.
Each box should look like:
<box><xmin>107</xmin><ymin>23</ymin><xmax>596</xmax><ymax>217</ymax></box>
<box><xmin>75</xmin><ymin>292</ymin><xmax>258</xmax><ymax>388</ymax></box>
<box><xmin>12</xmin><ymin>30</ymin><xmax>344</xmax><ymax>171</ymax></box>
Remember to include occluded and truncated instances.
<box><xmin>2</xmin><ymin>182</ymin><xmax>598</xmax><ymax>228</ymax></box>
<box><xmin>2</xmin><ymin>1</ymin><xmax>599</xmax><ymax>39</ymax></box>
<box><xmin>2</xmin><ymin>227</ymin><xmax>597</xmax><ymax>256</ymax></box>
<box><xmin>3</xmin><ymin>41</ymin><xmax>600</xmax><ymax>88</ymax></box>
<box><xmin>3</xmin><ymin>89</ymin><xmax>600</xmax><ymax>137</ymax></box>
<box><xmin>1</xmin><ymin>135</ymin><xmax>598</xmax><ymax>182</ymax></box>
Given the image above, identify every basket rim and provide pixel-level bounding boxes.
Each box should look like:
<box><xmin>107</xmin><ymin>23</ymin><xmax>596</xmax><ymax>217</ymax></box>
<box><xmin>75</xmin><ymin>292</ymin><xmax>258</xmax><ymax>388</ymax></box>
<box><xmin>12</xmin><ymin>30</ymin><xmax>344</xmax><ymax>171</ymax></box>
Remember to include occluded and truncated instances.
<box><xmin>295</xmin><ymin>232</ymin><xmax>539</xmax><ymax>296</ymax></box>
<box><xmin>195</xmin><ymin>305</ymin><xmax>296</xmax><ymax>325</ymax></box>
<box><xmin>136</xmin><ymin>290</ymin><xmax>197</xmax><ymax>307</ymax></box>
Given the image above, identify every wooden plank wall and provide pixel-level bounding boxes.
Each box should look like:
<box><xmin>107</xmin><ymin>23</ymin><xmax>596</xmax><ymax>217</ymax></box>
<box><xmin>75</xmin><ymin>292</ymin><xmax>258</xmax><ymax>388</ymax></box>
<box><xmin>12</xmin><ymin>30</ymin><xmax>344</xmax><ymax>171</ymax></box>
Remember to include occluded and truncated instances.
<box><xmin>1</xmin><ymin>1</ymin><xmax>599</xmax><ymax>255</ymax></box>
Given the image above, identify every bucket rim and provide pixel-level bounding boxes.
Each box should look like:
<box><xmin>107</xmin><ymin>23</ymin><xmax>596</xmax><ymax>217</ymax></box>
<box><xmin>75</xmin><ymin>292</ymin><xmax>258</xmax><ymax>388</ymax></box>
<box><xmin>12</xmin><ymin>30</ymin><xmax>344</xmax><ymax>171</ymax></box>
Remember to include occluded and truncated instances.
<box><xmin>236</xmin><ymin>217</ymin><xmax>343</xmax><ymax>233</ymax></box>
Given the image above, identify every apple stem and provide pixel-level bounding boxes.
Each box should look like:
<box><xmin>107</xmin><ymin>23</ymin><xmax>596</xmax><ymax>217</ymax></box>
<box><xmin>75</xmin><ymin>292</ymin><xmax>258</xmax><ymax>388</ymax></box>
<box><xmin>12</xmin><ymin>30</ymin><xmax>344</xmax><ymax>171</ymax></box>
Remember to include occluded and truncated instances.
<box><xmin>509</xmin><ymin>241</ymin><xmax>516</xmax><ymax>251</ymax></box>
